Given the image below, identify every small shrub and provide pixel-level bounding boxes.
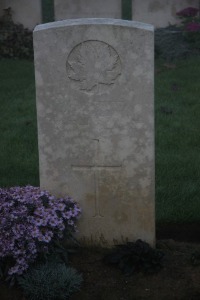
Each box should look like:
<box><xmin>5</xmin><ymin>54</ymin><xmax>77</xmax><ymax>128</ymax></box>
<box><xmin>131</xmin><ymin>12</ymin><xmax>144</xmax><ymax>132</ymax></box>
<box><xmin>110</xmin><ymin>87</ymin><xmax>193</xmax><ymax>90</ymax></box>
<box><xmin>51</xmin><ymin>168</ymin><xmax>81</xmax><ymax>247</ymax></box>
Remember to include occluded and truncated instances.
<box><xmin>0</xmin><ymin>8</ymin><xmax>33</xmax><ymax>59</ymax></box>
<box><xmin>176</xmin><ymin>7</ymin><xmax>199</xmax><ymax>18</ymax></box>
<box><xmin>155</xmin><ymin>26</ymin><xmax>190</xmax><ymax>60</ymax></box>
<box><xmin>191</xmin><ymin>251</ymin><xmax>200</xmax><ymax>266</ymax></box>
<box><xmin>176</xmin><ymin>6</ymin><xmax>200</xmax><ymax>50</ymax></box>
<box><xmin>0</xmin><ymin>186</ymin><xmax>81</xmax><ymax>278</ymax></box>
<box><xmin>18</xmin><ymin>262</ymin><xmax>83</xmax><ymax>300</ymax></box>
<box><xmin>104</xmin><ymin>239</ymin><xmax>164</xmax><ymax>276</ymax></box>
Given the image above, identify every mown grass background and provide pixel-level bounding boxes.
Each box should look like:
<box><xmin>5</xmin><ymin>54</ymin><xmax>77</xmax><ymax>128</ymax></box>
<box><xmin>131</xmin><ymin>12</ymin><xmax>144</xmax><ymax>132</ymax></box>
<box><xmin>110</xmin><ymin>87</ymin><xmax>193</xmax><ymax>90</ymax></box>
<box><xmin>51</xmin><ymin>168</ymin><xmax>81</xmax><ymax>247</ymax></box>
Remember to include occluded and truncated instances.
<box><xmin>155</xmin><ymin>57</ymin><xmax>200</xmax><ymax>223</ymax></box>
<box><xmin>1</xmin><ymin>56</ymin><xmax>200</xmax><ymax>223</ymax></box>
<box><xmin>0</xmin><ymin>59</ymin><xmax>39</xmax><ymax>187</ymax></box>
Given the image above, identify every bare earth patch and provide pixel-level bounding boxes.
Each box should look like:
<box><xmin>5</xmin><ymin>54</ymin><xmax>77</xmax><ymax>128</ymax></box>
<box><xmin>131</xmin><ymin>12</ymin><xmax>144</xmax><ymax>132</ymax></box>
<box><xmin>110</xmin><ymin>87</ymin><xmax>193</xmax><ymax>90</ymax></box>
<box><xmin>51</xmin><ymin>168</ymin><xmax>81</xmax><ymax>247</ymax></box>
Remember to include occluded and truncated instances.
<box><xmin>1</xmin><ymin>224</ymin><xmax>200</xmax><ymax>300</ymax></box>
<box><xmin>70</xmin><ymin>240</ymin><xmax>200</xmax><ymax>300</ymax></box>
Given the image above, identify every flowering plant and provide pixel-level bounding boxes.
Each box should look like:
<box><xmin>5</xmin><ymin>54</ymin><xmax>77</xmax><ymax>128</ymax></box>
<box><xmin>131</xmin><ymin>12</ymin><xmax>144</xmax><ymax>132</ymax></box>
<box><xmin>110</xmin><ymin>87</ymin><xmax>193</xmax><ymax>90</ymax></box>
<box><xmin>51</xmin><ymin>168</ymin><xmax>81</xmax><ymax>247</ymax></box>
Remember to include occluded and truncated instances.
<box><xmin>176</xmin><ymin>7</ymin><xmax>199</xmax><ymax>18</ymax></box>
<box><xmin>176</xmin><ymin>7</ymin><xmax>200</xmax><ymax>48</ymax></box>
<box><xmin>0</xmin><ymin>186</ymin><xmax>81</xmax><ymax>277</ymax></box>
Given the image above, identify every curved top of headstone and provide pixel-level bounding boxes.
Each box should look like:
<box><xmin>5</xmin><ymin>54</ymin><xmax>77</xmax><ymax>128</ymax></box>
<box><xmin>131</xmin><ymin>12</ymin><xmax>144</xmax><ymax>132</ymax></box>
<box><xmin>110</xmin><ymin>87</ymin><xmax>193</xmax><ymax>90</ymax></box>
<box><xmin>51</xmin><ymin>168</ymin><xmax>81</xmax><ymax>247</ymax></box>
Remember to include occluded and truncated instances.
<box><xmin>34</xmin><ymin>18</ymin><xmax>154</xmax><ymax>32</ymax></box>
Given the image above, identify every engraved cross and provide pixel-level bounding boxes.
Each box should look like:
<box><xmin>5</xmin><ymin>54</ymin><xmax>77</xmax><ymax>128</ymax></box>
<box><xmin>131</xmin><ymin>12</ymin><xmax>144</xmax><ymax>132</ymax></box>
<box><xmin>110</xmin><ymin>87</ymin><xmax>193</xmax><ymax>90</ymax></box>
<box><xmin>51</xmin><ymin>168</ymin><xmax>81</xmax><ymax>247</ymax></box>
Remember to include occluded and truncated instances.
<box><xmin>72</xmin><ymin>139</ymin><xmax>122</xmax><ymax>218</ymax></box>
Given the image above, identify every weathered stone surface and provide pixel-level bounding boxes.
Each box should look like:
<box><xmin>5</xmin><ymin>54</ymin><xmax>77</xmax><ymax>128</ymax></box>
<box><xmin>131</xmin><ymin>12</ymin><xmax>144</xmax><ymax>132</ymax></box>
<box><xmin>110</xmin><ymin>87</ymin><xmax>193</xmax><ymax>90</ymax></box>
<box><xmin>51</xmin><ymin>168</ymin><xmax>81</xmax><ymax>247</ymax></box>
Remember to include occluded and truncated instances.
<box><xmin>54</xmin><ymin>0</ymin><xmax>121</xmax><ymax>20</ymax></box>
<box><xmin>34</xmin><ymin>19</ymin><xmax>155</xmax><ymax>247</ymax></box>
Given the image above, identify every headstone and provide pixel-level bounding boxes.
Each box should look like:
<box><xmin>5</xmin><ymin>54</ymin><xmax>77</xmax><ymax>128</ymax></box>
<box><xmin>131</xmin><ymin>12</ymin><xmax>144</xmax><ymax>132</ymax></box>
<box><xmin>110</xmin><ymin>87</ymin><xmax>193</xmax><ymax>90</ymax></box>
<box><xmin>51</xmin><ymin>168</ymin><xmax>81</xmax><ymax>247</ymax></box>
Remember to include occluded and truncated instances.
<box><xmin>54</xmin><ymin>0</ymin><xmax>121</xmax><ymax>20</ymax></box>
<box><xmin>33</xmin><ymin>18</ymin><xmax>155</xmax><ymax>247</ymax></box>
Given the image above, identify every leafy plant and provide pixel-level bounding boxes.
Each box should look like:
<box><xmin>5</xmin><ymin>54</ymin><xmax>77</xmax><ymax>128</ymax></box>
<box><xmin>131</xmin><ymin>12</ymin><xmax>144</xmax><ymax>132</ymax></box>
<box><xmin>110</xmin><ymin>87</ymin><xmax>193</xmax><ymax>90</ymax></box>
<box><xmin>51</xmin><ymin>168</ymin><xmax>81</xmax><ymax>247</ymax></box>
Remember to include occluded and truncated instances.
<box><xmin>0</xmin><ymin>186</ymin><xmax>81</xmax><ymax>278</ymax></box>
<box><xmin>155</xmin><ymin>26</ymin><xmax>190</xmax><ymax>61</ymax></box>
<box><xmin>176</xmin><ymin>6</ymin><xmax>200</xmax><ymax>49</ymax></box>
<box><xmin>0</xmin><ymin>8</ymin><xmax>33</xmax><ymax>59</ymax></box>
<box><xmin>176</xmin><ymin>7</ymin><xmax>199</xmax><ymax>18</ymax></box>
<box><xmin>191</xmin><ymin>250</ymin><xmax>200</xmax><ymax>266</ymax></box>
<box><xmin>104</xmin><ymin>239</ymin><xmax>164</xmax><ymax>276</ymax></box>
<box><xmin>18</xmin><ymin>261</ymin><xmax>83</xmax><ymax>300</ymax></box>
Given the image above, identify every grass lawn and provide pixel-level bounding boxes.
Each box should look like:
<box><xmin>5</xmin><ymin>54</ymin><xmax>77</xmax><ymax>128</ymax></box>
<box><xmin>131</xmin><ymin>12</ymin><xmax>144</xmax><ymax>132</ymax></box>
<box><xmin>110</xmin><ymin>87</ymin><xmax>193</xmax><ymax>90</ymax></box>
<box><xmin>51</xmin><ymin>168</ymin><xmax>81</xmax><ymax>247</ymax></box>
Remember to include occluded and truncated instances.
<box><xmin>0</xmin><ymin>57</ymin><xmax>200</xmax><ymax>223</ymax></box>
<box><xmin>156</xmin><ymin>57</ymin><xmax>200</xmax><ymax>223</ymax></box>
<box><xmin>0</xmin><ymin>59</ymin><xmax>39</xmax><ymax>187</ymax></box>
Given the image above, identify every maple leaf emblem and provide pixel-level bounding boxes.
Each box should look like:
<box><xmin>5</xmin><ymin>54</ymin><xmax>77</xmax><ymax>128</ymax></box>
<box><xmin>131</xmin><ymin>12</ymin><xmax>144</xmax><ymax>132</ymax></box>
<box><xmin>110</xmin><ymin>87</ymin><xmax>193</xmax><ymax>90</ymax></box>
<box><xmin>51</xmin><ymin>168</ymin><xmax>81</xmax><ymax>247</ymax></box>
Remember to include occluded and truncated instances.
<box><xmin>66</xmin><ymin>41</ymin><xmax>121</xmax><ymax>93</ymax></box>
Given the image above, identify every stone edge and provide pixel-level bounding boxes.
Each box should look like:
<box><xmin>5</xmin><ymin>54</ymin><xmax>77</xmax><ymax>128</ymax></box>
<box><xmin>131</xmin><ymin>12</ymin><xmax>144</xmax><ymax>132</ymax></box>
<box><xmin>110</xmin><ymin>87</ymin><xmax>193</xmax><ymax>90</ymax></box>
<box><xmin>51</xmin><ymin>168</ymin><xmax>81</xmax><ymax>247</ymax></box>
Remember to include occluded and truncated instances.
<box><xmin>34</xmin><ymin>18</ymin><xmax>154</xmax><ymax>33</ymax></box>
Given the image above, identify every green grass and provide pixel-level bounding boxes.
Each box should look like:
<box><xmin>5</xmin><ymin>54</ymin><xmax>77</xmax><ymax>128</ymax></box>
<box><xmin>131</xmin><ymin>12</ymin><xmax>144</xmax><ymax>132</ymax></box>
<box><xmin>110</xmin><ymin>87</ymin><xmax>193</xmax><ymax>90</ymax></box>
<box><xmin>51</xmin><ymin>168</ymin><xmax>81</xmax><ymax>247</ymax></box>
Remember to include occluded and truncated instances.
<box><xmin>1</xmin><ymin>56</ymin><xmax>200</xmax><ymax>223</ymax></box>
<box><xmin>156</xmin><ymin>57</ymin><xmax>200</xmax><ymax>223</ymax></box>
<box><xmin>0</xmin><ymin>59</ymin><xmax>39</xmax><ymax>187</ymax></box>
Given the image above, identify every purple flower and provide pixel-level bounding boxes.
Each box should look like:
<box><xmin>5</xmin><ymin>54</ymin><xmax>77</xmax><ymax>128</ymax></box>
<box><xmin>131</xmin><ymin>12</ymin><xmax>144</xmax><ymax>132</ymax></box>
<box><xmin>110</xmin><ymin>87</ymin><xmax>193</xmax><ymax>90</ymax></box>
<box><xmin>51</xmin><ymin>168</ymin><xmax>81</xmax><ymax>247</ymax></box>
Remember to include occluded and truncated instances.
<box><xmin>34</xmin><ymin>207</ymin><xmax>45</xmax><ymax>216</ymax></box>
<box><xmin>8</xmin><ymin>265</ymin><xmax>19</xmax><ymax>276</ymax></box>
<box><xmin>56</xmin><ymin>202</ymin><xmax>66</xmax><ymax>211</ymax></box>
<box><xmin>16</xmin><ymin>257</ymin><xmax>26</xmax><ymax>265</ymax></box>
<box><xmin>27</xmin><ymin>216</ymin><xmax>35</xmax><ymax>223</ymax></box>
<box><xmin>185</xmin><ymin>22</ymin><xmax>200</xmax><ymax>31</ymax></box>
<box><xmin>37</xmin><ymin>234</ymin><xmax>45</xmax><ymax>242</ymax></box>
<box><xmin>177</xmin><ymin>7</ymin><xmax>199</xmax><ymax>17</ymax></box>
<box><xmin>34</xmin><ymin>218</ymin><xmax>43</xmax><ymax>226</ymax></box>
<box><xmin>58</xmin><ymin>223</ymin><xmax>65</xmax><ymax>231</ymax></box>
<box><xmin>62</xmin><ymin>211</ymin><xmax>71</xmax><ymax>220</ymax></box>
<box><xmin>48</xmin><ymin>219</ymin><xmax>57</xmax><ymax>227</ymax></box>
<box><xmin>41</xmin><ymin>218</ymin><xmax>48</xmax><ymax>226</ymax></box>
<box><xmin>0</xmin><ymin>186</ymin><xmax>81</xmax><ymax>277</ymax></box>
<box><xmin>31</xmin><ymin>227</ymin><xmax>40</xmax><ymax>238</ymax></box>
<box><xmin>28</xmin><ymin>242</ymin><xmax>37</xmax><ymax>254</ymax></box>
<box><xmin>43</xmin><ymin>233</ymin><xmax>52</xmax><ymax>243</ymax></box>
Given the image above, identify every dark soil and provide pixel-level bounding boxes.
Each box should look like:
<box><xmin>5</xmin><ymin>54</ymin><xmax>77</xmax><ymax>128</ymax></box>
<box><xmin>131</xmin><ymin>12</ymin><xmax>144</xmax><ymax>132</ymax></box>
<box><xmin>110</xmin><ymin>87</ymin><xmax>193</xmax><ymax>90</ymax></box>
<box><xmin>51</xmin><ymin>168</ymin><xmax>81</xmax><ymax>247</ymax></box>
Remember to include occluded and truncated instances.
<box><xmin>156</xmin><ymin>223</ymin><xmax>200</xmax><ymax>244</ymax></box>
<box><xmin>71</xmin><ymin>223</ymin><xmax>200</xmax><ymax>300</ymax></box>
<box><xmin>1</xmin><ymin>224</ymin><xmax>200</xmax><ymax>300</ymax></box>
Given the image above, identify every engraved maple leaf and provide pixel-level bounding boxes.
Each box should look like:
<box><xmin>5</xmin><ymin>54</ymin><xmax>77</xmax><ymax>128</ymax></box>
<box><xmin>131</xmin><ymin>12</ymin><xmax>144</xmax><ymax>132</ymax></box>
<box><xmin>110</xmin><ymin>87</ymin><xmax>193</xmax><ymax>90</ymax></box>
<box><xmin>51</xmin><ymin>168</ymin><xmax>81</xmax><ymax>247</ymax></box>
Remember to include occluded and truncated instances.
<box><xmin>67</xmin><ymin>41</ymin><xmax>121</xmax><ymax>91</ymax></box>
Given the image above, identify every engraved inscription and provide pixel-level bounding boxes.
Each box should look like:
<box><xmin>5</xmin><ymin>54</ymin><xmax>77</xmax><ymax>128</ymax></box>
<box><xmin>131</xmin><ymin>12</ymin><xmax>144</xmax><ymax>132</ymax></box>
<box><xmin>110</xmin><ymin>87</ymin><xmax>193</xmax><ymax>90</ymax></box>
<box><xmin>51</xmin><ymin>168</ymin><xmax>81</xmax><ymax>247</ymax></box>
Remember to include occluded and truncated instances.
<box><xmin>66</xmin><ymin>40</ymin><xmax>121</xmax><ymax>94</ymax></box>
<box><xmin>72</xmin><ymin>139</ymin><xmax>122</xmax><ymax>218</ymax></box>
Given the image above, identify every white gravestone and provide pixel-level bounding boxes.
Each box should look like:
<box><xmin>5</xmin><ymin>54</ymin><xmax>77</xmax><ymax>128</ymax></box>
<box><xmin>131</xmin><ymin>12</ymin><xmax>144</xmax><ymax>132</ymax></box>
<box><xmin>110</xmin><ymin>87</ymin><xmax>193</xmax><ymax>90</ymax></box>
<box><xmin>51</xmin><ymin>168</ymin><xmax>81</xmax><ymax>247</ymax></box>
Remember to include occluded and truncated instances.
<box><xmin>54</xmin><ymin>0</ymin><xmax>121</xmax><ymax>20</ymax></box>
<box><xmin>34</xmin><ymin>19</ymin><xmax>155</xmax><ymax>247</ymax></box>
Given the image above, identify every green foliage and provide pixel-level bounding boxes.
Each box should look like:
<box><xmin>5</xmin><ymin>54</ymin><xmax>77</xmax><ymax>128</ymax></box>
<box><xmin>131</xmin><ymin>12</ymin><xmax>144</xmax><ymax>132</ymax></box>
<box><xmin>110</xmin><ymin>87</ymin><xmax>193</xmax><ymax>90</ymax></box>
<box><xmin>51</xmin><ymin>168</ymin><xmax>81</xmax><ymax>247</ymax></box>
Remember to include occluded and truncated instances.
<box><xmin>42</xmin><ymin>0</ymin><xmax>54</xmax><ymax>23</ymax></box>
<box><xmin>176</xmin><ymin>7</ymin><xmax>200</xmax><ymax>50</ymax></box>
<box><xmin>18</xmin><ymin>262</ymin><xmax>83</xmax><ymax>300</ymax></box>
<box><xmin>104</xmin><ymin>240</ymin><xmax>164</xmax><ymax>276</ymax></box>
<box><xmin>0</xmin><ymin>59</ymin><xmax>39</xmax><ymax>187</ymax></box>
<box><xmin>155</xmin><ymin>26</ymin><xmax>191</xmax><ymax>61</ymax></box>
<box><xmin>0</xmin><ymin>10</ymin><xmax>33</xmax><ymax>60</ymax></box>
<box><xmin>40</xmin><ymin>237</ymin><xmax>80</xmax><ymax>268</ymax></box>
<box><xmin>155</xmin><ymin>56</ymin><xmax>200</xmax><ymax>223</ymax></box>
<box><xmin>182</xmin><ymin>24</ymin><xmax>200</xmax><ymax>50</ymax></box>
<box><xmin>191</xmin><ymin>251</ymin><xmax>200</xmax><ymax>266</ymax></box>
<box><xmin>122</xmin><ymin>0</ymin><xmax>132</xmax><ymax>20</ymax></box>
